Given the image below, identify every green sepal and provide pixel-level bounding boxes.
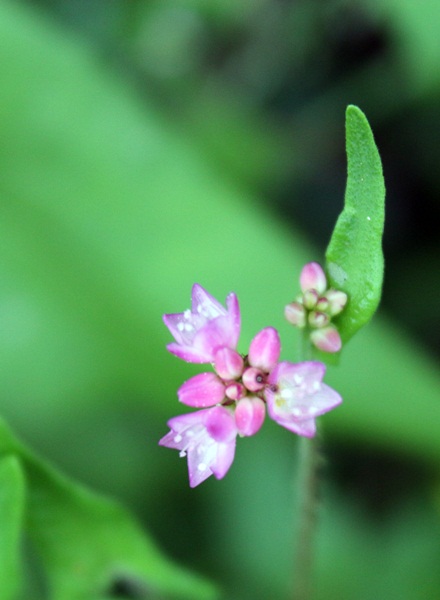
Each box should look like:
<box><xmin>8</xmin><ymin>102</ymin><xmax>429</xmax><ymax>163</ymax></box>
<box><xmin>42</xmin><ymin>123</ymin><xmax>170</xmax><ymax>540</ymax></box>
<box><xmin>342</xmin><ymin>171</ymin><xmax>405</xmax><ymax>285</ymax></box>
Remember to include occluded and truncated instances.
<box><xmin>325</xmin><ymin>105</ymin><xmax>385</xmax><ymax>347</ymax></box>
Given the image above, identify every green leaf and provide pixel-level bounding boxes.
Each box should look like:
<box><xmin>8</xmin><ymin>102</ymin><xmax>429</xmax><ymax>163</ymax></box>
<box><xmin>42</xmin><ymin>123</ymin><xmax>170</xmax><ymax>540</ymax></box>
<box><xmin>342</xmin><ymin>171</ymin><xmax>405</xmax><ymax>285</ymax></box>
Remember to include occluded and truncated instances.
<box><xmin>0</xmin><ymin>415</ymin><xmax>218</xmax><ymax>600</ymax></box>
<box><xmin>18</xmin><ymin>441</ymin><xmax>219</xmax><ymax>600</ymax></box>
<box><xmin>325</xmin><ymin>105</ymin><xmax>385</xmax><ymax>344</ymax></box>
<box><xmin>0</xmin><ymin>455</ymin><xmax>25</xmax><ymax>600</ymax></box>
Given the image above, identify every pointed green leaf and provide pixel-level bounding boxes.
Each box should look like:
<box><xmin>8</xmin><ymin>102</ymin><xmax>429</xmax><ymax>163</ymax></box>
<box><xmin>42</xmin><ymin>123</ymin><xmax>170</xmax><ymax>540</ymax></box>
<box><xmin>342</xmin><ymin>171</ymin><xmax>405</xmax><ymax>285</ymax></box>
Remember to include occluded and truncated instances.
<box><xmin>0</xmin><ymin>455</ymin><xmax>25</xmax><ymax>600</ymax></box>
<box><xmin>325</xmin><ymin>105</ymin><xmax>385</xmax><ymax>344</ymax></box>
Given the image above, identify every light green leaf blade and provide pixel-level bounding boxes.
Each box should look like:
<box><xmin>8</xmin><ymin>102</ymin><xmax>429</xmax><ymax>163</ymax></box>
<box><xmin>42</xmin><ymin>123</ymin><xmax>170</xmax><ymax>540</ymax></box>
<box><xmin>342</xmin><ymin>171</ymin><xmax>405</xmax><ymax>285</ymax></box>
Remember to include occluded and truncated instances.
<box><xmin>325</xmin><ymin>105</ymin><xmax>385</xmax><ymax>344</ymax></box>
<box><xmin>18</xmin><ymin>445</ymin><xmax>218</xmax><ymax>600</ymax></box>
<box><xmin>0</xmin><ymin>455</ymin><xmax>25</xmax><ymax>600</ymax></box>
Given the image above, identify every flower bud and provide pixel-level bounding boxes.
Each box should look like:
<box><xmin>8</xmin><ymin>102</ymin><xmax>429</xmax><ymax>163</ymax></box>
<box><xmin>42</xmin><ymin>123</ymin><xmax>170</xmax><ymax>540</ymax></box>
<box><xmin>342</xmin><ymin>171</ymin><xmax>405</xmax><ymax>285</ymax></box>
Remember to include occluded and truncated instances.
<box><xmin>284</xmin><ymin>302</ymin><xmax>306</xmax><ymax>328</ymax></box>
<box><xmin>248</xmin><ymin>327</ymin><xmax>281</xmax><ymax>372</ymax></box>
<box><xmin>300</xmin><ymin>262</ymin><xmax>327</xmax><ymax>294</ymax></box>
<box><xmin>213</xmin><ymin>347</ymin><xmax>244</xmax><ymax>380</ymax></box>
<box><xmin>225</xmin><ymin>382</ymin><xmax>246</xmax><ymax>401</ymax></box>
<box><xmin>178</xmin><ymin>373</ymin><xmax>226</xmax><ymax>407</ymax></box>
<box><xmin>302</xmin><ymin>289</ymin><xmax>319</xmax><ymax>310</ymax></box>
<box><xmin>310</xmin><ymin>326</ymin><xmax>342</xmax><ymax>353</ymax></box>
<box><xmin>323</xmin><ymin>289</ymin><xmax>348</xmax><ymax>316</ymax></box>
<box><xmin>235</xmin><ymin>396</ymin><xmax>266</xmax><ymax>436</ymax></box>
<box><xmin>242</xmin><ymin>367</ymin><xmax>266</xmax><ymax>392</ymax></box>
<box><xmin>308</xmin><ymin>311</ymin><xmax>330</xmax><ymax>329</ymax></box>
<box><xmin>315</xmin><ymin>297</ymin><xmax>329</xmax><ymax>312</ymax></box>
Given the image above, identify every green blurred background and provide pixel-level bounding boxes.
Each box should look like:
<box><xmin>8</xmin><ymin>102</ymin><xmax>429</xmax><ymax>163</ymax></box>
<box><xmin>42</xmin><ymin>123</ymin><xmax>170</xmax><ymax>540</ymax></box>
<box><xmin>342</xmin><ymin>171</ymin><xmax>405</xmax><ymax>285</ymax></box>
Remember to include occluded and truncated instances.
<box><xmin>1</xmin><ymin>0</ymin><xmax>439</xmax><ymax>598</ymax></box>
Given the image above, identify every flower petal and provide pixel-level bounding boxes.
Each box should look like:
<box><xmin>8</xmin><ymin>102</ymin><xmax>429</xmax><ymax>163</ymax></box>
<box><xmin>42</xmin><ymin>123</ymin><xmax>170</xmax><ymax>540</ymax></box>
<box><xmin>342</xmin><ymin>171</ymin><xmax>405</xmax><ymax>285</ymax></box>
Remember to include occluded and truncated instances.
<box><xmin>213</xmin><ymin>347</ymin><xmax>244</xmax><ymax>380</ymax></box>
<box><xmin>178</xmin><ymin>373</ymin><xmax>225</xmax><ymax>407</ymax></box>
<box><xmin>191</xmin><ymin>283</ymin><xmax>226</xmax><ymax>319</ymax></box>
<box><xmin>235</xmin><ymin>396</ymin><xmax>266</xmax><ymax>437</ymax></box>
<box><xmin>159</xmin><ymin>407</ymin><xmax>237</xmax><ymax>487</ymax></box>
<box><xmin>265</xmin><ymin>361</ymin><xmax>341</xmax><ymax>436</ymax></box>
<box><xmin>211</xmin><ymin>440</ymin><xmax>236</xmax><ymax>480</ymax></box>
<box><xmin>248</xmin><ymin>327</ymin><xmax>281</xmax><ymax>372</ymax></box>
<box><xmin>204</xmin><ymin>406</ymin><xmax>237</xmax><ymax>443</ymax></box>
<box><xmin>164</xmin><ymin>286</ymin><xmax>241</xmax><ymax>363</ymax></box>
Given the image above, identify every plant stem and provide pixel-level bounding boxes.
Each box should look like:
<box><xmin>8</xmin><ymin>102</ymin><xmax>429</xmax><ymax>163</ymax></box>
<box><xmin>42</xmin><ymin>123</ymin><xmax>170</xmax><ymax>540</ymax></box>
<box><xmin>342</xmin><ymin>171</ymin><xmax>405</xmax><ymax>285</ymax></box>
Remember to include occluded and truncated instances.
<box><xmin>291</xmin><ymin>330</ymin><xmax>322</xmax><ymax>600</ymax></box>
<box><xmin>292</xmin><ymin>434</ymin><xmax>321</xmax><ymax>600</ymax></box>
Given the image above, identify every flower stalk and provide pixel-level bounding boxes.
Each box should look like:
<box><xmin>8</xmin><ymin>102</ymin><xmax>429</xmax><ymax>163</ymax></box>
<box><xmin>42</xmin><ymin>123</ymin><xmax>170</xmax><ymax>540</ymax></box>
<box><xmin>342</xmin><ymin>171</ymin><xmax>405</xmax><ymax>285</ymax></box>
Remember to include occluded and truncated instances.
<box><xmin>291</xmin><ymin>330</ymin><xmax>323</xmax><ymax>600</ymax></box>
<box><xmin>292</xmin><ymin>435</ymin><xmax>321</xmax><ymax>600</ymax></box>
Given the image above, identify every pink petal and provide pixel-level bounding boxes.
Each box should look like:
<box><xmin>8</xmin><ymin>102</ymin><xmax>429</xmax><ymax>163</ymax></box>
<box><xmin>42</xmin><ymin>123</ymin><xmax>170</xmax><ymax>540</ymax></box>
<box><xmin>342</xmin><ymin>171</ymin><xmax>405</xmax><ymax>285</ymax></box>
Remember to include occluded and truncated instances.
<box><xmin>204</xmin><ymin>406</ymin><xmax>237</xmax><ymax>443</ymax></box>
<box><xmin>226</xmin><ymin>292</ymin><xmax>241</xmax><ymax>349</ymax></box>
<box><xmin>273</xmin><ymin>417</ymin><xmax>317</xmax><ymax>437</ymax></box>
<box><xmin>214</xmin><ymin>347</ymin><xmax>244</xmax><ymax>380</ymax></box>
<box><xmin>191</xmin><ymin>283</ymin><xmax>226</xmax><ymax>319</ymax></box>
<box><xmin>178</xmin><ymin>373</ymin><xmax>225</xmax><ymax>407</ymax></box>
<box><xmin>265</xmin><ymin>361</ymin><xmax>341</xmax><ymax>437</ymax></box>
<box><xmin>165</xmin><ymin>342</ymin><xmax>213</xmax><ymax>363</ymax></box>
<box><xmin>235</xmin><ymin>396</ymin><xmax>266</xmax><ymax>436</ymax></box>
<box><xmin>211</xmin><ymin>440</ymin><xmax>236</xmax><ymax>480</ymax></box>
<box><xmin>248</xmin><ymin>327</ymin><xmax>281</xmax><ymax>372</ymax></box>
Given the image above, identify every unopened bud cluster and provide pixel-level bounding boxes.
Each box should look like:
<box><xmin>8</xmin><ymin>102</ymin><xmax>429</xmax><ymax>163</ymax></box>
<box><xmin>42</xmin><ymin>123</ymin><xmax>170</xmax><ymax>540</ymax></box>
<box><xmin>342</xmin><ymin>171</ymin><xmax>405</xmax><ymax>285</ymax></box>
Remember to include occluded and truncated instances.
<box><xmin>284</xmin><ymin>262</ymin><xmax>347</xmax><ymax>353</ymax></box>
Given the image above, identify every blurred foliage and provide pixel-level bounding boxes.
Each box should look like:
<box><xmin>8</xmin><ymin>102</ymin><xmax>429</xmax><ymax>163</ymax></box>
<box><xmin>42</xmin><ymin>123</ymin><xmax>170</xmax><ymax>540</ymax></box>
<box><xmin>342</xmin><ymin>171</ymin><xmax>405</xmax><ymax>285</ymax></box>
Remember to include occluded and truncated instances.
<box><xmin>0</xmin><ymin>0</ymin><xmax>439</xmax><ymax>598</ymax></box>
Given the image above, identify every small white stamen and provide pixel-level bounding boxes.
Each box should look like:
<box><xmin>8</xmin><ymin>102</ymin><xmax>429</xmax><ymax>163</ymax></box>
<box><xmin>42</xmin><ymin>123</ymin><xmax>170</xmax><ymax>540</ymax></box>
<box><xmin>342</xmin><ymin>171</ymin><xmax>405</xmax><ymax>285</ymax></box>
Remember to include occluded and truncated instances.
<box><xmin>292</xmin><ymin>407</ymin><xmax>302</xmax><ymax>417</ymax></box>
<box><xmin>174</xmin><ymin>434</ymin><xmax>182</xmax><ymax>443</ymax></box>
<box><xmin>293</xmin><ymin>374</ymin><xmax>304</xmax><ymax>385</ymax></box>
<box><xmin>198</xmin><ymin>462</ymin><xmax>207</xmax><ymax>471</ymax></box>
<box><xmin>179</xmin><ymin>450</ymin><xmax>186</xmax><ymax>458</ymax></box>
<box><xmin>312</xmin><ymin>381</ymin><xmax>321</xmax><ymax>391</ymax></box>
<box><xmin>183</xmin><ymin>309</ymin><xmax>191</xmax><ymax>319</ymax></box>
<box><xmin>177</xmin><ymin>322</ymin><xmax>185</xmax><ymax>332</ymax></box>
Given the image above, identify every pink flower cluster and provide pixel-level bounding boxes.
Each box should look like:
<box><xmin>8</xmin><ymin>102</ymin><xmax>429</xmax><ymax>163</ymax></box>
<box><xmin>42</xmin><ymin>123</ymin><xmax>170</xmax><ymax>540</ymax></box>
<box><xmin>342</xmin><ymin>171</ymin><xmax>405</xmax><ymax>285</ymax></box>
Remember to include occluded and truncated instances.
<box><xmin>160</xmin><ymin>284</ymin><xmax>342</xmax><ymax>487</ymax></box>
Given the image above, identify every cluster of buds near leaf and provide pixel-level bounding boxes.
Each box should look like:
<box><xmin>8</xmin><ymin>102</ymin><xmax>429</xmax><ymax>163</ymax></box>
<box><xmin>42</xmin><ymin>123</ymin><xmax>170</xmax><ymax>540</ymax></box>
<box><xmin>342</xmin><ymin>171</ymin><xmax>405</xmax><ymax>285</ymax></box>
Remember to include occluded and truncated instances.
<box><xmin>284</xmin><ymin>262</ymin><xmax>348</xmax><ymax>353</ymax></box>
<box><xmin>160</xmin><ymin>283</ymin><xmax>342</xmax><ymax>487</ymax></box>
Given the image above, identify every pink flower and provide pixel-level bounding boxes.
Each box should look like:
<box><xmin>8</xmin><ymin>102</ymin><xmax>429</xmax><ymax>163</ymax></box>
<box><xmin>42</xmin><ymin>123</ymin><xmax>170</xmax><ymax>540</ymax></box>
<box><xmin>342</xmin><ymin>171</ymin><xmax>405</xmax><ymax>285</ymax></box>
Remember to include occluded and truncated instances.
<box><xmin>265</xmin><ymin>361</ymin><xmax>342</xmax><ymax>437</ymax></box>
<box><xmin>161</xmin><ymin>283</ymin><xmax>343</xmax><ymax>486</ymax></box>
<box><xmin>159</xmin><ymin>406</ymin><xmax>237</xmax><ymax>487</ymax></box>
<box><xmin>163</xmin><ymin>284</ymin><xmax>240</xmax><ymax>363</ymax></box>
